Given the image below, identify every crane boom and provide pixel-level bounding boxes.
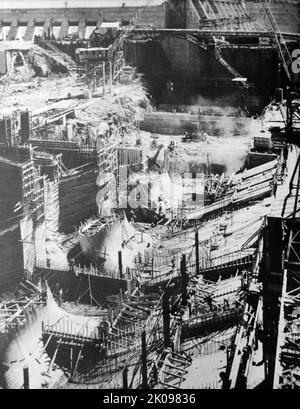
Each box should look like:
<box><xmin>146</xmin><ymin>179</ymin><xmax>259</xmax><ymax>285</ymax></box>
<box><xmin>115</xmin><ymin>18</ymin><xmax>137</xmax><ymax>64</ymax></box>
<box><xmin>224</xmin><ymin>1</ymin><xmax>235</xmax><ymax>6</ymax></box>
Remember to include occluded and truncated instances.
<box><xmin>108</xmin><ymin>0</ymin><xmax>155</xmax><ymax>59</ymax></box>
<box><xmin>259</xmin><ymin>0</ymin><xmax>293</xmax><ymax>82</ymax></box>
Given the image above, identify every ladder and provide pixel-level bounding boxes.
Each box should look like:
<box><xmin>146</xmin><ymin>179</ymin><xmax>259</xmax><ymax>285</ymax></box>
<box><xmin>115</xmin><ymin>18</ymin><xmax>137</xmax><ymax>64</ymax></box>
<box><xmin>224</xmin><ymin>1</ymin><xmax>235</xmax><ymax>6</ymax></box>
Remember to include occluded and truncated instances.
<box><xmin>259</xmin><ymin>0</ymin><xmax>293</xmax><ymax>82</ymax></box>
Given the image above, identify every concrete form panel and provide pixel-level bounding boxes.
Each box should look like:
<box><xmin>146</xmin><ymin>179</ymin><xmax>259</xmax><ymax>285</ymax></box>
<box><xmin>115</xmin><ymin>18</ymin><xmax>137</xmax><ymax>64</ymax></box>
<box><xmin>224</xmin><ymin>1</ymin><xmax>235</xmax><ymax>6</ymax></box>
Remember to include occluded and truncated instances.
<box><xmin>0</xmin><ymin>51</ymin><xmax>7</xmax><ymax>75</ymax></box>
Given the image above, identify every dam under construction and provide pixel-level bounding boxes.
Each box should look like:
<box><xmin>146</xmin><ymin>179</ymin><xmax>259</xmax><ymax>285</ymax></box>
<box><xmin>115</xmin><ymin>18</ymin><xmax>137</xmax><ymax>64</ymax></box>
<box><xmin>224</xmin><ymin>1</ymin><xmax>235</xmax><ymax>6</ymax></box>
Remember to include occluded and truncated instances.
<box><xmin>0</xmin><ymin>0</ymin><xmax>300</xmax><ymax>392</ymax></box>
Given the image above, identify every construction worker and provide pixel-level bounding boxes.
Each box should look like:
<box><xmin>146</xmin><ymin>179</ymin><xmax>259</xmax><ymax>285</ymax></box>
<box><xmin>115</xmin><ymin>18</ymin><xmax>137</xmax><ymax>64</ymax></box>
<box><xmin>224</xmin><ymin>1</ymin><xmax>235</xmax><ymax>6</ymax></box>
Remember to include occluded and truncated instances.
<box><xmin>129</xmin><ymin>208</ymin><xmax>136</xmax><ymax>222</ymax></box>
<box><xmin>183</xmin><ymin>131</ymin><xmax>189</xmax><ymax>142</ymax></box>
<box><xmin>68</xmin><ymin>258</ymin><xmax>75</xmax><ymax>273</ymax></box>
<box><xmin>223</xmin><ymin>298</ymin><xmax>229</xmax><ymax>310</ymax></box>
<box><xmin>54</xmin><ymin>282</ymin><xmax>61</xmax><ymax>303</ymax></box>
<box><xmin>100</xmin><ymin>345</ymin><xmax>106</xmax><ymax>361</ymax></box>
<box><xmin>168</xmin><ymin>140</ymin><xmax>175</xmax><ymax>152</ymax></box>
<box><xmin>170</xmin><ymin>255</ymin><xmax>176</xmax><ymax>270</ymax></box>
<box><xmin>206</xmin><ymin>294</ymin><xmax>213</xmax><ymax>311</ymax></box>
<box><xmin>98</xmin><ymin>316</ymin><xmax>111</xmax><ymax>347</ymax></box>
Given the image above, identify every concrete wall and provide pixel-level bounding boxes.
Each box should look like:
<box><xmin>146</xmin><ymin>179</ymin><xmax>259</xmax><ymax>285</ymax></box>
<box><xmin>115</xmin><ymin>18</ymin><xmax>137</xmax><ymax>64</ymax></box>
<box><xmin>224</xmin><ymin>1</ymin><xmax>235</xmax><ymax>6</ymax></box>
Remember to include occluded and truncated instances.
<box><xmin>0</xmin><ymin>225</ymin><xmax>23</xmax><ymax>292</ymax></box>
<box><xmin>186</xmin><ymin>0</ymin><xmax>201</xmax><ymax>29</ymax></box>
<box><xmin>165</xmin><ymin>0</ymin><xmax>187</xmax><ymax>28</ymax></box>
<box><xmin>0</xmin><ymin>6</ymin><xmax>165</xmax><ymax>24</ymax></box>
<box><xmin>0</xmin><ymin>1</ymin><xmax>298</xmax><ymax>35</ymax></box>
<box><xmin>0</xmin><ymin>51</ymin><xmax>7</xmax><ymax>74</ymax></box>
<box><xmin>59</xmin><ymin>169</ymin><xmax>98</xmax><ymax>233</ymax></box>
<box><xmin>0</xmin><ymin>156</ymin><xmax>47</xmax><ymax>291</ymax></box>
<box><xmin>141</xmin><ymin>111</ymin><xmax>257</xmax><ymax>136</ymax></box>
<box><xmin>245</xmin><ymin>0</ymin><xmax>300</xmax><ymax>34</ymax></box>
<box><xmin>160</xmin><ymin>36</ymin><xmax>279</xmax><ymax>87</ymax></box>
<box><xmin>221</xmin><ymin>46</ymin><xmax>279</xmax><ymax>91</ymax></box>
<box><xmin>161</xmin><ymin>35</ymin><xmax>231</xmax><ymax>79</ymax></box>
<box><xmin>126</xmin><ymin>36</ymin><xmax>279</xmax><ymax>100</ymax></box>
<box><xmin>186</xmin><ymin>0</ymin><xmax>254</xmax><ymax>29</ymax></box>
<box><xmin>19</xmin><ymin>216</ymin><xmax>47</xmax><ymax>281</ymax></box>
<box><xmin>183</xmin><ymin>0</ymin><xmax>300</xmax><ymax>32</ymax></box>
<box><xmin>246</xmin><ymin>151</ymin><xmax>277</xmax><ymax>168</ymax></box>
<box><xmin>0</xmin><ymin>2</ymin><xmax>166</xmax><ymax>41</ymax></box>
<box><xmin>0</xmin><ymin>161</ymin><xmax>23</xmax><ymax>222</ymax></box>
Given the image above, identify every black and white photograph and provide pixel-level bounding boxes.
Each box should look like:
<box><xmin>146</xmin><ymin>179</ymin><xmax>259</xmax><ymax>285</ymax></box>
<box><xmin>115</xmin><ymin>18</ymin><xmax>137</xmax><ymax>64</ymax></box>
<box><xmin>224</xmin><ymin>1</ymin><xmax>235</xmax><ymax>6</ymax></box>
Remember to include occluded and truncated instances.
<box><xmin>0</xmin><ymin>0</ymin><xmax>299</xmax><ymax>394</ymax></box>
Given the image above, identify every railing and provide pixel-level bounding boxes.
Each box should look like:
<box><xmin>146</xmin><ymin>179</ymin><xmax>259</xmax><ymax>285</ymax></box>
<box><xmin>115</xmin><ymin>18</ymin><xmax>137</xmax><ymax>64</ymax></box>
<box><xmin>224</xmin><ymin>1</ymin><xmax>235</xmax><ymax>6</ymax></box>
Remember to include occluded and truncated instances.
<box><xmin>181</xmin><ymin>328</ymin><xmax>236</xmax><ymax>358</ymax></box>
<box><xmin>136</xmin><ymin>247</ymin><xmax>255</xmax><ymax>288</ymax></box>
<box><xmin>73</xmin><ymin>290</ymin><xmax>165</xmax><ymax>385</ymax></box>
<box><xmin>0</xmin><ymin>294</ymin><xmax>43</xmax><ymax>334</ymax></box>
<box><xmin>74</xmin><ymin>264</ymin><xmax>121</xmax><ymax>281</ymax></box>
<box><xmin>186</xmin><ymin>196</ymin><xmax>232</xmax><ymax>221</ymax></box>
<box><xmin>27</xmin><ymin>138</ymin><xmax>97</xmax><ymax>151</ymax></box>
<box><xmin>35</xmin><ymin>259</ymin><xmax>123</xmax><ymax>281</ymax></box>
<box><xmin>199</xmin><ymin>251</ymin><xmax>255</xmax><ymax>274</ymax></box>
<box><xmin>183</xmin><ymin>307</ymin><xmax>242</xmax><ymax>328</ymax></box>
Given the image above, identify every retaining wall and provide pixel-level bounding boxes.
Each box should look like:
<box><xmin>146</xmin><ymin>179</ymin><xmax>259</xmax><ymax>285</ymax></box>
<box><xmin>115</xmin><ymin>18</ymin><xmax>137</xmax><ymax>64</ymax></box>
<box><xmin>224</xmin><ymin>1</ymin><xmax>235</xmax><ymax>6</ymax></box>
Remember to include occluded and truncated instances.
<box><xmin>141</xmin><ymin>111</ymin><xmax>258</xmax><ymax>136</ymax></box>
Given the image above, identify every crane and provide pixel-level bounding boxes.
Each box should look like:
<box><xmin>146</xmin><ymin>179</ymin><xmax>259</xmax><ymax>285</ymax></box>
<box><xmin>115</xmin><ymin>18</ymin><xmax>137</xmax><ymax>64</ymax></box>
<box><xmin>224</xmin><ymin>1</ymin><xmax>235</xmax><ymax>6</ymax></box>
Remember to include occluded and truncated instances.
<box><xmin>185</xmin><ymin>33</ymin><xmax>250</xmax><ymax>89</ymax></box>
<box><xmin>259</xmin><ymin>0</ymin><xmax>293</xmax><ymax>83</ymax></box>
<box><xmin>82</xmin><ymin>0</ymin><xmax>156</xmax><ymax>93</ymax></box>
<box><xmin>108</xmin><ymin>0</ymin><xmax>155</xmax><ymax>61</ymax></box>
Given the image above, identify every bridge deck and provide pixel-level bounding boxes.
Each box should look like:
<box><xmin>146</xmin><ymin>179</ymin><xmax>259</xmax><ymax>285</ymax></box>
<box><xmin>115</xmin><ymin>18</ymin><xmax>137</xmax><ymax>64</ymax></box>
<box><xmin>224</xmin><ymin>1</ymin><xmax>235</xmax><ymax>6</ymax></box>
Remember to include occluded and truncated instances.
<box><xmin>131</xmin><ymin>28</ymin><xmax>300</xmax><ymax>40</ymax></box>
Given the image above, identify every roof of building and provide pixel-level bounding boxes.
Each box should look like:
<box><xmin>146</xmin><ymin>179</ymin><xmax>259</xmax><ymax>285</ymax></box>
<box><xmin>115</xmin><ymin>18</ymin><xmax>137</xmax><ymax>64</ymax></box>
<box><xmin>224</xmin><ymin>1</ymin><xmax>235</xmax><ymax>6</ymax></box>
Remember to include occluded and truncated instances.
<box><xmin>75</xmin><ymin>46</ymin><xmax>112</xmax><ymax>52</ymax></box>
<box><xmin>0</xmin><ymin>0</ymin><xmax>164</xmax><ymax>9</ymax></box>
<box><xmin>100</xmin><ymin>22</ymin><xmax>122</xmax><ymax>28</ymax></box>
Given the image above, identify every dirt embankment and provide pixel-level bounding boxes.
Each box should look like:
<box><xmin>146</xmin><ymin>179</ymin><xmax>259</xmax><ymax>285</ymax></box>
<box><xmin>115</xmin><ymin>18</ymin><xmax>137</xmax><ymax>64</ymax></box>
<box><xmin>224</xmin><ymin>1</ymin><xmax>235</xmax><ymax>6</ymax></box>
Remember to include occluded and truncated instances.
<box><xmin>1</xmin><ymin>45</ymin><xmax>69</xmax><ymax>85</ymax></box>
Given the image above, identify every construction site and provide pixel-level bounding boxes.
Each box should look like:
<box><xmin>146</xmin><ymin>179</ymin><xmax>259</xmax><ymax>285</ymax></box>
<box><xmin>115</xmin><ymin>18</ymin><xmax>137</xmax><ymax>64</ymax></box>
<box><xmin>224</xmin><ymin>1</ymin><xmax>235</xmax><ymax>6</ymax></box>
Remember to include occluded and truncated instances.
<box><xmin>0</xmin><ymin>0</ymin><xmax>299</xmax><ymax>391</ymax></box>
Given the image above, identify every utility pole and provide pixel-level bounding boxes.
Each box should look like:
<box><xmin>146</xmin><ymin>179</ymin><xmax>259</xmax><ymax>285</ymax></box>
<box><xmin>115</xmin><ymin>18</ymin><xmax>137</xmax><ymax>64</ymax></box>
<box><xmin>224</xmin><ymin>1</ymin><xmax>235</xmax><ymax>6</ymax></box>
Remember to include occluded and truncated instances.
<box><xmin>195</xmin><ymin>230</ymin><xmax>200</xmax><ymax>275</ymax></box>
<box><xmin>181</xmin><ymin>254</ymin><xmax>188</xmax><ymax>307</ymax></box>
<box><xmin>102</xmin><ymin>61</ymin><xmax>106</xmax><ymax>95</ymax></box>
<box><xmin>118</xmin><ymin>250</ymin><xmax>123</xmax><ymax>279</ymax></box>
<box><xmin>109</xmin><ymin>60</ymin><xmax>113</xmax><ymax>90</ymax></box>
<box><xmin>122</xmin><ymin>366</ymin><xmax>128</xmax><ymax>389</ymax></box>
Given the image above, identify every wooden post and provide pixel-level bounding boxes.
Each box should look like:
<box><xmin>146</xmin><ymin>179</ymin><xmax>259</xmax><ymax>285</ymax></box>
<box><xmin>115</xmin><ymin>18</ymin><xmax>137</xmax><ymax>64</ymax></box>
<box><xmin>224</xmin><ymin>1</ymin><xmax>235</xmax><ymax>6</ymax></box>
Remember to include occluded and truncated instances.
<box><xmin>118</xmin><ymin>251</ymin><xmax>123</xmax><ymax>279</ymax></box>
<box><xmin>109</xmin><ymin>60</ymin><xmax>113</xmax><ymax>89</ymax></box>
<box><xmin>163</xmin><ymin>289</ymin><xmax>170</xmax><ymax>348</ymax></box>
<box><xmin>70</xmin><ymin>346</ymin><xmax>74</xmax><ymax>378</ymax></box>
<box><xmin>195</xmin><ymin>230</ymin><xmax>200</xmax><ymax>275</ymax></box>
<box><xmin>181</xmin><ymin>254</ymin><xmax>188</xmax><ymax>307</ymax></box>
<box><xmin>92</xmin><ymin>64</ymin><xmax>96</xmax><ymax>94</ymax></box>
<box><xmin>126</xmin><ymin>267</ymin><xmax>131</xmax><ymax>296</ymax></box>
<box><xmin>108</xmin><ymin>305</ymin><xmax>112</xmax><ymax>326</ymax></box>
<box><xmin>223</xmin><ymin>346</ymin><xmax>231</xmax><ymax>389</ymax></box>
<box><xmin>23</xmin><ymin>365</ymin><xmax>29</xmax><ymax>389</ymax></box>
<box><xmin>102</xmin><ymin>61</ymin><xmax>106</xmax><ymax>95</ymax></box>
<box><xmin>48</xmin><ymin>339</ymin><xmax>62</xmax><ymax>373</ymax></box>
<box><xmin>192</xmin><ymin>171</ymin><xmax>196</xmax><ymax>202</ymax></box>
<box><xmin>153</xmin><ymin>362</ymin><xmax>158</xmax><ymax>385</ymax></box>
<box><xmin>207</xmin><ymin>153</ymin><xmax>210</xmax><ymax>175</ymax></box>
<box><xmin>88</xmin><ymin>275</ymin><xmax>92</xmax><ymax>307</ymax></box>
<box><xmin>73</xmin><ymin>346</ymin><xmax>83</xmax><ymax>379</ymax></box>
<box><xmin>141</xmin><ymin>330</ymin><xmax>147</xmax><ymax>389</ymax></box>
<box><xmin>122</xmin><ymin>366</ymin><xmax>128</xmax><ymax>389</ymax></box>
